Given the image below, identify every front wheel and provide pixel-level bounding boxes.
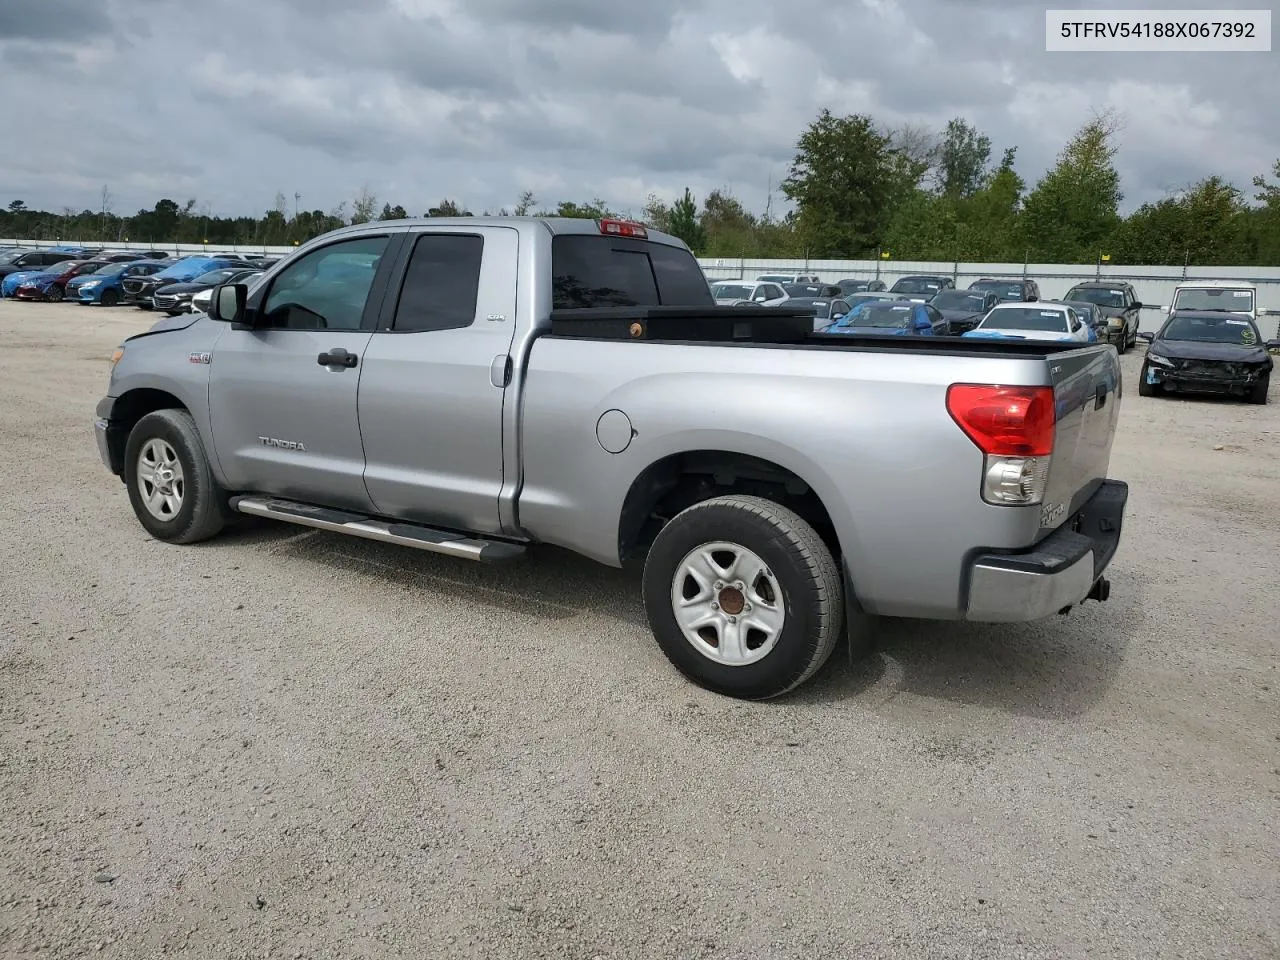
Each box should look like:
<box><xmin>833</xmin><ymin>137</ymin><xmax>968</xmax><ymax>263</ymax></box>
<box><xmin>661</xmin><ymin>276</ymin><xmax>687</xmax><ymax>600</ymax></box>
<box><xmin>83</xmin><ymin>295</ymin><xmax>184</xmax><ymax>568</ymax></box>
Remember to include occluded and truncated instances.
<box><xmin>44</xmin><ymin>284</ymin><xmax>64</xmax><ymax>302</ymax></box>
<box><xmin>100</xmin><ymin>288</ymin><xmax>119</xmax><ymax>306</ymax></box>
<box><xmin>124</xmin><ymin>409</ymin><xmax>230</xmax><ymax>544</ymax></box>
<box><xmin>1247</xmin><ymin>371</ymin><xmax>1270</xmax><ymax>405</ymax></box>
<box><xmin>1115</xmin><ymin>329</ymin><xmax>1128</xmax><ymax>354</ymax></box>
<box><xmin>641</xmin><ymin>495</ymin><xmax>844</xmax><ymax>700</ymax></box>
<box><xmin>1138</xmin><ymin>362</ymin><xmax>1159</xmax><ymax>397</ymax></box>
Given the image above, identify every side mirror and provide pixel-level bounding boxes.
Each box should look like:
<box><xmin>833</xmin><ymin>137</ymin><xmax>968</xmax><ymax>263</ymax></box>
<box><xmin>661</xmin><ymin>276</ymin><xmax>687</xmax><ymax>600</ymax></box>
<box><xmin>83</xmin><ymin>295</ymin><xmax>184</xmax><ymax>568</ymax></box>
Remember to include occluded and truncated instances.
<box><xmin>1137</xmin><ymin>331</ymin><xmax>1154</xmax><ymax>342</ymax></box>
<box><xmin>1132</xmin><ymin>301</ymin><xmax>1144</xmax><ymax>310</ymax></box>
<box><xmin>209</xmin><ymin>282</ymin><xmax>247</xmax><ymax>324</ymax></box>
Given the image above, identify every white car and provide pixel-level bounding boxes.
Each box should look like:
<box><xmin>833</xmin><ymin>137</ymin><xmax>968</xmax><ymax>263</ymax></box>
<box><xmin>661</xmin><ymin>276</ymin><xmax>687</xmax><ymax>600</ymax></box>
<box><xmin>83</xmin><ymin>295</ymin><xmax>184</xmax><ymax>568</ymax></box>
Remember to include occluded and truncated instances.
<box><xmin>709</xmin><ymin>279</ymin><xmax>789</xmax><ymax>306</ymax></box>
<box><xmin>756</xmin><ymin>273</ymin><xmax>820</xmax><ymax>285</ymax></box>
<box><xmin>962</xmin><ymin>301</ymin><xmax>1092</xmax><ymax>343</ymax></box>
<box><xmin>189</xmin><ymin>270</ymin><xmax>264</xmax><ymax>313</ymax></box>
<box><xmin>1167</xmin><ymin>282</ymin><xmax>1256</xmax><ymax>322</ymax></box>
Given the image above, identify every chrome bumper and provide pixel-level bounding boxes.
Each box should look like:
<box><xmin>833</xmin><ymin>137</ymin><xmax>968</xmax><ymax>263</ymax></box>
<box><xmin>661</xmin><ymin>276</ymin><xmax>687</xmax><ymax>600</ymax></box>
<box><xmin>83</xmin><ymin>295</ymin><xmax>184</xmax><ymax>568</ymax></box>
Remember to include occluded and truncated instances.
<box><xmin>965</xmin><ymin>480</ymin><xmax>1128</xmax><ymax>622</ymax></box>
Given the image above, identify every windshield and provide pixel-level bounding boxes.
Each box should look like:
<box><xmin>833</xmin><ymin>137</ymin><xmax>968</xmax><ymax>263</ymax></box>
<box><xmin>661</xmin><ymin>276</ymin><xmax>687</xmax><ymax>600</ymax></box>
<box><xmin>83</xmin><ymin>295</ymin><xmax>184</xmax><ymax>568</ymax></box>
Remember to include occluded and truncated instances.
<box><xmin>931</xmin><ymin>291</ymin><xmax>988</xmax><ymax>311</ymax></box>
<box><xmin>1067</xmin><ymin>287</ymin><xmax>1126</xmax><ymax>308</ymax></box>
<box><xmin>710</xmin><ymin>283</ymin><xmax>754</xmax><ymax>300</ymax></box>
<box><xmin>844</xmin><ymin>293</ymin><xmax>891</xmax><ymax>308</ymax></box>
<box><xmin>838</xmin><ymin>279</ymin><xmax>869</xmax><ymax>291</ymax></box>
<box><xmin>967</xmin><ymin>279</ymin><xmax>1024</xmax><ymax>299</ymax></box>
<box><xmin>756</xmin><ymin>275</ymin><xmax>793</xmax><ymax>283</ymax></box>
<box><xmin>890</xmin><ymin>277</ymin><xmax>942</xmax><ymax>295</ymax></box>
<box><xmin>1171</xmin><ymin>288</ymin><xmax>1254</xmax><ymax>314</ymax></box>
<box><xmin>194</xmin><ymin>269</ymin><xmax>240</xmax><ymax>285</ymax></box>
<box><xmin>1161</xmin><ymin>314</ymin><xmax>1261</xmax><ymax>344</ymax></box>
<box><xmin>848</xmin><ymin>303</ymin><xmax>914</xmax><ymax>328</ymax></box>
<box><xmin>784</xmin><ymin>284</ymin><xmax>825</xmax><ymax>297</ymax></box>
<box><xmin>981</xmin><ymin>308</ymin><xmax>1069</xmax><ymax>332</ymax></box>
<box><xmin>92</xmin><ymin>262</ymin><xmax>131</xmax><ymax>276</ymax></box>
<box><xmin>0</xmin><ymin>250</ymin><xmax>30</xmax><ymax>264</ymax></box>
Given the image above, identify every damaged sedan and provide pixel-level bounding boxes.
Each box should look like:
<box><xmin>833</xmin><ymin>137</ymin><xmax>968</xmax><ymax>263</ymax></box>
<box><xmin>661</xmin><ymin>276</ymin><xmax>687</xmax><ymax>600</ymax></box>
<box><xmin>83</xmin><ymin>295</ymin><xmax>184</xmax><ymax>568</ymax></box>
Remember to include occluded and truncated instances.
<box><xmin>1138</xmin><ymin>310</ymin><xmax>1279</xmax><ymax>404</ymax></box>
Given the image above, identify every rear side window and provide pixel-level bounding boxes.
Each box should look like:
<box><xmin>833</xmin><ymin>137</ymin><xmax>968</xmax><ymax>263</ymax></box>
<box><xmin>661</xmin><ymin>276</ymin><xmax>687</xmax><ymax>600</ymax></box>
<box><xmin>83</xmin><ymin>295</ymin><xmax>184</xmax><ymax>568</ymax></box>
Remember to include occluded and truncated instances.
<box><xmin>392</xmin><ymin>234</ymin><xmax>484</xmax><ymax>332</ymax></box>
<box><xmin>551</xmin><ymin>235</ymin><xmax>713</xmax><ymax>309</ymax></box>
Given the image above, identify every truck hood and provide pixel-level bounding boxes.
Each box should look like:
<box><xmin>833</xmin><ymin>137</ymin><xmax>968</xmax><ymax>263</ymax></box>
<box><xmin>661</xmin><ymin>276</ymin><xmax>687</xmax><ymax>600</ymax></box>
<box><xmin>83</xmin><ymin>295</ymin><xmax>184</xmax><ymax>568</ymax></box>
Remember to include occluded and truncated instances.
<box><xmin>138</xmin><ymin>312</ymin><xmax>203</xmax><ymax>336</ymax></box>
<box><xmin>964</xmin><ymin>328</ymin><xmax>1073</xmax><ymax>342</ymax></box>
<box><xmin>1148</xmin><ymin>338</ymin><xmax>1270</xmax><ymax>363</ymax></box>
<box><xmin>155</xmin><ymin>281</ymin><xmax>211</xmax><ymax>295</ymax></box>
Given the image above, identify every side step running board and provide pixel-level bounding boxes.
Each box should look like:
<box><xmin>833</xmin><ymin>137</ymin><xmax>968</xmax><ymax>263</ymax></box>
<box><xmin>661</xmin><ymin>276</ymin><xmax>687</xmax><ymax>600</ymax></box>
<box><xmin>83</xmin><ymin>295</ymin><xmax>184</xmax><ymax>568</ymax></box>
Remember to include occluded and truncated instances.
<box><xmin>229</xmin><ymin>496</ymin><xmax>527</xmax><ymax>563</ymax></box>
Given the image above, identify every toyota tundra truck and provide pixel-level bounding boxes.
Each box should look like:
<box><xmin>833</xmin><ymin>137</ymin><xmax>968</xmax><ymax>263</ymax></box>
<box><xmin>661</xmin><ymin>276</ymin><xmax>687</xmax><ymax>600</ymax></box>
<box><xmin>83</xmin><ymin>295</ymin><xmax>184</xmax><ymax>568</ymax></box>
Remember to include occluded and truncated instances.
<box><xmin>93</xmin><ymin>217</ymin><xmax>1129</xmax><ymax>700</ymax></box>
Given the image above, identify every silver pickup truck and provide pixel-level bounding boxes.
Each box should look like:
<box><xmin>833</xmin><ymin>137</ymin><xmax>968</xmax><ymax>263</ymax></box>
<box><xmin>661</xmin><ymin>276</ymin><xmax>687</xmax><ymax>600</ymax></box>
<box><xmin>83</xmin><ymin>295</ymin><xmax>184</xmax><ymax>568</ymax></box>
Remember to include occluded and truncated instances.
<box><xmin>94</xmin><ymin>217</ymin><xmax>1128</xmax><ymax>699</ymax></box>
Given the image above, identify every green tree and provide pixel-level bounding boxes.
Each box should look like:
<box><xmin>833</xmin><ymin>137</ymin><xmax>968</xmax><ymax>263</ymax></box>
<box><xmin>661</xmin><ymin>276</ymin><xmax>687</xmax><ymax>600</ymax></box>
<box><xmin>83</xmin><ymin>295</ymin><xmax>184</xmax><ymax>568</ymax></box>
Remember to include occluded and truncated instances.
<box><xmin>642</xmin><ymin>193</ymin><xmax>670</xmax><ymax>232</ymax></box>
<box><xmin>427</xmin><ymin>199</ymin><xmax>473</xmax><ymax>217</ymax></box>
<box><xmin>1112</xmin><ymin>176</ymin><xmax>1250</xmax><ymax>265</ymax></box>
<box><xmin>665</xmin><ymin>188</ymin><xmax>705</xmax><ymax>252</ymax></box>
<box><xmin>7</xmin><ymin>200</ymin><xmax>25</xmax><ymax>213</ymax></box>
<box><xmin>514</xmin><ymin>190</ymin><xmax>536</xmax><ymax>216</ymax></box>
<box><xmin>936</xmin><ymin>117</ymin><xmax>993</xmax><ymax>199</ymax></box>
<box><xmin>350</xmin><ymin>187</ymin><xmax>378</xmax><ymax>225</ymax></box>
<box><xmin>1018</xmin><ymin>113</ymin><xmax>1123</xmax><ymax>262</ymax></box>
<box><xmin>782</xmin><ymin>109</ymin><xmax>901</xmax><ymax>257</ymax></box>
<box><xmin>378</xmin><ymin>203</ymin><xmax>408</xmax><ymax>220</ymax></box>
<box><xmin>554</xmin><ymin>199</ymin><xmax>615</xmax><ymax>218</ymax></box>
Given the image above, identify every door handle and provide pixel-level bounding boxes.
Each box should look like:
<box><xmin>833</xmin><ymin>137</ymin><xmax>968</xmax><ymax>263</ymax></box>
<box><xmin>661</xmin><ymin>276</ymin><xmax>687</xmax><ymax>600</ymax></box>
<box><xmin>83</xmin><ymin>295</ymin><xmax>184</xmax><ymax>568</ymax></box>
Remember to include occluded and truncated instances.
<box><xmin>317</xmin><ymin>348</ymin><xmax>358</xmax><ymax>368</ymax></box>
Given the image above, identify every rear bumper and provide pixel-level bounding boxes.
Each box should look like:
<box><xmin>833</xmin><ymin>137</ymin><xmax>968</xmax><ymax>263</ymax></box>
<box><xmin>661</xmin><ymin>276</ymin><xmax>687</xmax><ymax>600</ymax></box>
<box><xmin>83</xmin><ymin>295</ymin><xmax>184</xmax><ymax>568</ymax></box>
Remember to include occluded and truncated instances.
<box><xmin>965</xmin><ymin>479</ymin><xmax>1128</xmax><ymax>622</ymax></box>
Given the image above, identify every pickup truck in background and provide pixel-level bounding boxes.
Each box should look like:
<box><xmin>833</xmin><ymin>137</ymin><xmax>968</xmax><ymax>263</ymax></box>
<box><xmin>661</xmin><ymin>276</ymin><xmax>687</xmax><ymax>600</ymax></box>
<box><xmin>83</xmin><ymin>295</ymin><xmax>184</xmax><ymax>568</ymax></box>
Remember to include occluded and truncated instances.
<box><xmin>94</xmin><ymin>217</ymin><xmax>1129</xmax><ymax>700</ymax></box>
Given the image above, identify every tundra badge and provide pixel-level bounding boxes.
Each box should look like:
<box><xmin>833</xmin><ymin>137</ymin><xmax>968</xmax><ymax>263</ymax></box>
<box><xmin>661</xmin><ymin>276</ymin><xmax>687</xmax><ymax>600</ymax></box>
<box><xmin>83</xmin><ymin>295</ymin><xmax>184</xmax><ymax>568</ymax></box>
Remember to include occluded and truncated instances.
<box><xmin>258</xmin><ymin>436</ymin><xmax>306</xmax><ymax>451</ymax></box>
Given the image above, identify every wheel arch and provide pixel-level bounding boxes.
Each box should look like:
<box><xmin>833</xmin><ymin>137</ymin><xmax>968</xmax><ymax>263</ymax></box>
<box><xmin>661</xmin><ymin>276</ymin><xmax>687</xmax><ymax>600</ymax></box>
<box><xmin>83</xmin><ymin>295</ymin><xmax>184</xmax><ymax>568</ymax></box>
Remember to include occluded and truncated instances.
<box><xmin>616</xmin><ymin>447</ymin><xmax>851</xmax><ymax>571</ymax></box>
<box><xmin>102</xmin><ymin>387</ymin><xmax>189</xmax><ymax>478</ymax></box>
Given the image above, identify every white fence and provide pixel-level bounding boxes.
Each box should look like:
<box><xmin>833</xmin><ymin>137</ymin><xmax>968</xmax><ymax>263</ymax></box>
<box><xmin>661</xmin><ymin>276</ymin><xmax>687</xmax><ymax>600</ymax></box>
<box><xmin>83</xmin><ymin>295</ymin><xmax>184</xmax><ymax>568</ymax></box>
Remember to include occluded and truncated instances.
<box><xmin>701</xmin><ymin>257</ymin><xmax>1280</xmax><ymax>335</ymax></box>
<box><xmin>5</xmin><ymin>237</ymin><xmax>1278</xmax><ymax>336</ymax></box>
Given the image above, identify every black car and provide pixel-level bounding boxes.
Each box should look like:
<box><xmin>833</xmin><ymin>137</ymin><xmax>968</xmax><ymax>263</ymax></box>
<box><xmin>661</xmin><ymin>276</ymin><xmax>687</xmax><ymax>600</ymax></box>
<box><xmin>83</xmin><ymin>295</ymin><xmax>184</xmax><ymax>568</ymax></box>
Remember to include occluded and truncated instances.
<box><xmin>123</xmin><ymin>259</ymin><xmax>256</xmax><ymax>308</ymax></box>
<box><xmin>967</xmin><ymin>277</ymin><xmax>1040</xmax><ymax>302</ymax></box>
<box><xmin>1063</xmin><ymin>281</ymin><xmax>1143</xmax><ymax>353</ymax></box>
<box><xmin>782</xmin><ymin>282</ymin><xmax>844</xmax><ymax>299</ymax></box>
<box><xmin>151</xmin><ymin>267</ymin><xmax>262</xmax><ymax>316</ymax></box>
<box><xmin>1138</xmin><ymin>310</ymin><xmax>1278</xmax><ymax>404</ymax></box>
<box><xmin>888</xmin><ymin>274</ymin><xmax>954</xmax><ymax>299</ymax></box>
<box><xmin>836</xmin><ymin>277</ymin><xmax>886</xmax><ymax>294</ymax></box>
<box><xmin>0</xmin><ymin>248</ymin><xmax>79</xmax><ymax>280</ymax></box>
<box><xmin>928</xmin><ymin>289</ymin><xmax>998</xmax><ymax>335</ymax></box>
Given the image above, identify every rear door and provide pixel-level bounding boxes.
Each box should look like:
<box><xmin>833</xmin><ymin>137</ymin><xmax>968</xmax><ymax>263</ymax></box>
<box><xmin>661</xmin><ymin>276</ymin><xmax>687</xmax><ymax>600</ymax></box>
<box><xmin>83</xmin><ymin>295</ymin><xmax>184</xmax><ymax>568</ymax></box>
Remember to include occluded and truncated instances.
<box><xmin>358</xmin><ymin>226</ymin><xmax>519</xmax><ymax>536</ymax></box>
<box><xmin>1040</xmin><ymin>345</ymin><xmax>1122</xmax><ymax>532</ymax></box>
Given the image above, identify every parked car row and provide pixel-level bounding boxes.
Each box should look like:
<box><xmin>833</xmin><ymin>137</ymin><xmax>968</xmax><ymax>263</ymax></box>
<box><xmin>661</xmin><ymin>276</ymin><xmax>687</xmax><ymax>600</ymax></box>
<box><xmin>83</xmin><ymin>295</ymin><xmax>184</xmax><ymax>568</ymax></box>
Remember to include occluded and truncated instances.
<box><xmin>0</xmin><ymin>245</ymin><xmax>276</xmax><ymax>315</ymax></box>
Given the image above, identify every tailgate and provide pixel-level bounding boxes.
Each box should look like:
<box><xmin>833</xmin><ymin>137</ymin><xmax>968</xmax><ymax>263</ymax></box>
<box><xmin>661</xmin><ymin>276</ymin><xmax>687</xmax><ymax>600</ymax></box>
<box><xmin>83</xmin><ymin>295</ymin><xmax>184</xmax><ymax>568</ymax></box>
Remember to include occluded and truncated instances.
<box><xmin>1041</xmin><ymin>345</ymin><xmax>1121</xmax><ymax>533</ymax></box>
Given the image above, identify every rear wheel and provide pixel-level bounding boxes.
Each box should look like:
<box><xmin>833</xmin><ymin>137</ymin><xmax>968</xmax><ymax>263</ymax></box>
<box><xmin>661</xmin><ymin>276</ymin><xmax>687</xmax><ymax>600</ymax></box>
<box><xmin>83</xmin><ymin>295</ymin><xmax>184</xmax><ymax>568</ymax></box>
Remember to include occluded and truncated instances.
<box><xmin>1247</xmin><ymin>371</ymin><xmax>1270</xmax><ymax>405</ymax></box>
<box><xmin>641</xmin><ymin>495</ymin><xmax>844</xmax><ymax>700</ymax></box>
<box><xmin>100</xmin><ymin>288</ymin><xmax>119</xmax><ymax>307</ymax></box>
<box><xmin>44</xmin><ymin>284</ymin><xmax>64</xmax><ymax>302</ymax></box>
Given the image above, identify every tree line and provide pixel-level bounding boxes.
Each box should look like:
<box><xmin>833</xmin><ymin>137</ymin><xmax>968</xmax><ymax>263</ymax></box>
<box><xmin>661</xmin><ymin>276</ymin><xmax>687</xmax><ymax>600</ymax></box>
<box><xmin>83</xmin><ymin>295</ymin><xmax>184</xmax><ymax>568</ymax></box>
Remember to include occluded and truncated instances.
<box><xmin>5</xmin><ymin>112</ymin><xmax>1280</xmax><ymax>266</ymax></box>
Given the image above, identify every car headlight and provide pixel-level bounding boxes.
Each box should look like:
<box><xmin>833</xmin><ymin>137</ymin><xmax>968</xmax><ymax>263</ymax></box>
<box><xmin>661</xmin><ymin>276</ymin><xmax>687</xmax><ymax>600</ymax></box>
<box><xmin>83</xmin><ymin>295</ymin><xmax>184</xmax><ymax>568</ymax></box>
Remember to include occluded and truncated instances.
<box><xmin>1146</xmin><ymin>352</ymin><xmax>1173</xmax><ymax>367</ymax></box>
<box><xmin>1108</xmin><ymin>316</ymin><xmax>1123</xmax><ymax>325</ymax></box>
<box><xmin>81</xmin><ymin>280</ymin><xmax>102</xmax><ymax>288</ymax></box>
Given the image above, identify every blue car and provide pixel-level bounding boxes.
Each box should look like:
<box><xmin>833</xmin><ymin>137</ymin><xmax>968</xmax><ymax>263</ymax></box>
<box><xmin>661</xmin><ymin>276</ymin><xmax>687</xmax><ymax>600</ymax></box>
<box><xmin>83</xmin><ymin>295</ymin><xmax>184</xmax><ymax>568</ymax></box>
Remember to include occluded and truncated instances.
<box><xmin>120</xmin><ymin>255</ymin><xmax>252</xmax><ymax>308</ymax></box>
<box><xmin>2</xmin><ymin>268</ymin><xmax>50</xmax><ymax>297</ymax></box>
<box><xmin>821</xmin><ymin>299</ymin><xmax>938</xmax><ymax>336</ymax></box>
<box><xmin>67</xmin><ymin>260</ymin><xmax>171</xmax><ymax>306</ymax></box>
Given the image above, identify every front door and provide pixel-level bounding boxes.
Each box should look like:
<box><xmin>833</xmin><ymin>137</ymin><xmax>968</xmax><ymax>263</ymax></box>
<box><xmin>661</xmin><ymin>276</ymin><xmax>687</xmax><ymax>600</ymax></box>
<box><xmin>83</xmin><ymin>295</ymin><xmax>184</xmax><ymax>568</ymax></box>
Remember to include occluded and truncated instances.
<box><xmin>358</xmin><ymin>226</ymin><xmax>519</xmax><ymax>536</ymax></box>
<box><xmin>207</xmin><ymin>233</ymin><xmax>399</xmax><ymax>512</ymax></box>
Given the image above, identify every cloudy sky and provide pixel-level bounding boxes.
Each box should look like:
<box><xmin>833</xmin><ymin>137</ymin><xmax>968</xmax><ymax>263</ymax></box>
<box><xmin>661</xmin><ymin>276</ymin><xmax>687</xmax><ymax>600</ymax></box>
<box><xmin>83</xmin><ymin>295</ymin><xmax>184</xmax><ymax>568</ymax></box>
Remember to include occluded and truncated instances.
<box><xmin>1</xmin><ymin>0</ymin><xmax>1277</xmax><ymax>220</ymax></box>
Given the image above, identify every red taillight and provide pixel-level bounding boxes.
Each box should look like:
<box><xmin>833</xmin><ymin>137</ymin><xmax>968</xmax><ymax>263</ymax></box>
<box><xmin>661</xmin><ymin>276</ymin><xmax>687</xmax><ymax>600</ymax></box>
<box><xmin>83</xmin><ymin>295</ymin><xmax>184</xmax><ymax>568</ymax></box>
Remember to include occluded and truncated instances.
<box><xmin>599</xmin><ymin>218</ymin><xmax>647</xmax><ymax>239</ymax></box>
<box><xmin>946</xmin><ymin>384</ymin><xmax>1055</xmax><ymax>457</ymax></box>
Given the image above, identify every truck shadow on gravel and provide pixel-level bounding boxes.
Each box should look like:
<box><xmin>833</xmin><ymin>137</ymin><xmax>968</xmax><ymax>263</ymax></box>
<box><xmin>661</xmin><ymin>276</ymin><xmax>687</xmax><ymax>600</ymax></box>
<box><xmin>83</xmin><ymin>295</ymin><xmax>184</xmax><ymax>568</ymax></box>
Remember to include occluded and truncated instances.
<box><xmin>795</xmin><ymin>598</ymin><xmax>1143</xmax><ymax>719</ymax></box>
<box><xmin>204</xmin><ymin>522</ymin><xmax>1142</xmax><ymax>718</ymax></box>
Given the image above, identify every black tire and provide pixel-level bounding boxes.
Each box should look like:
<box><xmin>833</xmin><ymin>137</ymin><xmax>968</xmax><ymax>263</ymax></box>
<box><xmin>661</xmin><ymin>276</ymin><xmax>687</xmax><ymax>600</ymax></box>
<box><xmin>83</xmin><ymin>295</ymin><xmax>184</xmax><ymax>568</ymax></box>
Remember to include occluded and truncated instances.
<box><xmin>1127</xmin><ymin>323</ymin><xmax>1139</xmax><ymax>349</ymax></box>
<box><xmin>44</xmin><ymin>284</ymin><xmax>65</xmax><ymax>302</ymax></box>
<box><xmin>1115</xmin><ymin>329</ymin><xmax>1128</xmax><ymax>354</ymax></box>
<box><xmin>641</xmin><ymin>495</ymin><xmax>844</xmax><ymax>700</ymax></box>
<box><xmin>100</xmin><ymin>288</ymin><xmax>119</xmax><ymax>306</ymax></box>
<box><xmin>124</xmin><ymin>409</ymin><xmax>229</xmax><ymax>544</ymax></box>
<box><xmin>1247</xmin><ymin>371</ymin><xmax>1270</xmax><ymax>405</ymax></box>
<box><xmin>1138</xmin><ymin>362</ymin><xmax>1159</xmax><ymax>397</ymax></box>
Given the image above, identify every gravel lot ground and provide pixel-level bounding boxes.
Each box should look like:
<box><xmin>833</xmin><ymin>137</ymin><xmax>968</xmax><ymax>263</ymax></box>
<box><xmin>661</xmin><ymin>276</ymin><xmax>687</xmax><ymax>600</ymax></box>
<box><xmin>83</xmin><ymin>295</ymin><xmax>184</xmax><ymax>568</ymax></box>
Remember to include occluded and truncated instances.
<box><xmin>1</xmin><ymin>299</ymin><xmax>1277</xmax><ymax>960</ymax></box>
